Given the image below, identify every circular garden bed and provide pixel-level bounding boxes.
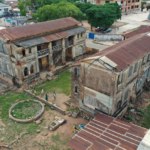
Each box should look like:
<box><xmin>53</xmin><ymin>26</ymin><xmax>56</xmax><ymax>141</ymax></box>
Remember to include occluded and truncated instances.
<box><xmin>9</xmin><ymin>100</ymin><xmax>44</xmax><ymax>123</ymax></box>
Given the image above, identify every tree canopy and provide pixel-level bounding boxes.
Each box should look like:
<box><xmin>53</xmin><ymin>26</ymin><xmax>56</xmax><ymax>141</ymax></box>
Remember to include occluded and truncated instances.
<box><xmin>86</xmin><ymin>3</ymin><xmax>121</xmax><ymax>28</ymax></box>
<box><xmin>32</xmin><ymin>2</ymin><xmax>83</xmax><ymax>22</ymax></box>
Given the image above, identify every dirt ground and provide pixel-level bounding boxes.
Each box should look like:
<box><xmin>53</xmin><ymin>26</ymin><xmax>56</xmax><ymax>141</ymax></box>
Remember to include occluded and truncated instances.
<box><xmin>0</xmin><ymin>83</ymin><xmax>7</xmax><ymax>92</ymax></box>
<box><xmin>9</xmin><ymin>108</ymin><xmax>88</xmax><ymax>150</ymax></box>
<box><xmin>82</xmin><ymin>20</ymin><xmax>127</xmax><ymax>33</ymax></box>
<box><xmin>40</xmin><ymin>93</ymin><xmax>70</xmax><ymax>110</ymax></box>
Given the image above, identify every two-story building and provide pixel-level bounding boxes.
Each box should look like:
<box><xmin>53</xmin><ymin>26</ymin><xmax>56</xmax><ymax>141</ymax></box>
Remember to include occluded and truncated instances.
<box><xmin>71</xmin><ymin>32</ymin><xmax>150</xmax><ymax>119</ymax></box>
<box><xmin>0</xmin><ymin>17</ymin><xmax>87</xmax><ymax>87</ymax></box>
<box><xmin>85</xmin><ymin>0</ymin><xmax>141</xmax><ymax>14</ymax></box>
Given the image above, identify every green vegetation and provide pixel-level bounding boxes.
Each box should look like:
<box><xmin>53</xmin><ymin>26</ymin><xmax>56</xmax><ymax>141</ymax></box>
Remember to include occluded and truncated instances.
<box><xmin>33</xmin><ymin>70</ymin><xmax>71</xmax><ymax>96</ymax></box>
<box><xmin>51</xmin><ymin>122</ymin><xmax>56</xmax><ymax>126</ymax></box>
<box><xmin>11</xmin><ymin>101</ymin><xmax>42</xmax><ymax>119</ymax></box>
<box><xmin>127</xmin><ymin>115</ymin><xmax>133</xmax><ymax>121</ymax></box>
<box><xmin>0</xmin><ymin>92</ymin><xmax>41</xmax><ymax>143</ymax></box>
<box><xmin>66</xmin><ymin>107</ymin><xmax>79</xmax><ymax>113</ymax></box>
<box><xmin>86</xmin><ymin>3</ymin><xmax>121</xmax><ymax>29</ymax></box>
<box><xmin>140</xmin><ymin>105</ymin><xmax>150</xmax><ymax>129</ymax></box>
<box><xmin>33</xmin><ymin>2</ymin><xmax>83</xmax><ymax>22</ymax></box>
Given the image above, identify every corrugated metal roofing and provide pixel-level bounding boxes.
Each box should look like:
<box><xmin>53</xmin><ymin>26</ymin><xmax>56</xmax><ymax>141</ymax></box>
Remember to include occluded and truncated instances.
<box><xmin>67</xmin><ymin>113</ymin><xmax>149</xmax><ymax>150</ymax></box>
<box><xmin>14</xmin><ymin>26</ymin><xmax>87</xmax><ymax>48</ymax></box>
<box><xmin>72</xmin><ymin>32</ymin><xmax>150</xmax><ymax>71</ymax></box>
<box><xmin>42</xmin><ymin>31</ymin><xmax>71</xmax><ymax>42</ymax></box>
<box><xmin>0</xmin><ymin>17</ymin><xmax>80</xmax><ymax>41</ymax></box>
<box><xmin>124</xmin><ymin>25</ymin><xmax>150</xmax><ymax>38</ymax></box>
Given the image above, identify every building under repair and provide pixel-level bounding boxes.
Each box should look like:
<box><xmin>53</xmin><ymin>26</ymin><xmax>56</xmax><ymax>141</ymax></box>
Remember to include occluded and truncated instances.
<box><xmin>71</xmin><ymin>32</ymin><xmax>150</xmax><ymax>119</ymax></box>
<box><xmin>67</xmin><ymin>113</ymin><xmax>150</xmax><ymax>150</ymax></box>
<box><xmin>0</xmin><ymin>17</ymin><xmax>87</xmax><ymax>87</ymax></box>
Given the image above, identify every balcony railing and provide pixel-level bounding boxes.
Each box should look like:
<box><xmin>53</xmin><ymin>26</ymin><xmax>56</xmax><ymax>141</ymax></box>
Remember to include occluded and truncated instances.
<box><xmin>54</xmin><ymin>51</ymin><xmax>62</xmax><ymax>64</ymax></box>
<box><xmin>65</xmin><ymin>40</ymin><xmax>73</xmax><ymax>48</ymax></box>
<box><xmin>52</xmin><ymin>44</ymin><xmax>62</xmax><ymax>52</ymax></box>
<box><xmin>37</xmin><ymin>48</ymin><xmax>49</xmax><ymax>57</ymax></box>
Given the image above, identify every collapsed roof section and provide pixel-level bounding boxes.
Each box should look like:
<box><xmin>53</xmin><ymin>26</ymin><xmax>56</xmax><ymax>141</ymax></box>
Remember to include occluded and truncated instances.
<box><xmin>72</xmin><ymin>32</ymin><xmax>150</xmax><ymax>71</ymax></box>
<box><xmin>67</xmin><ymin>113</ymin><xmax>150</xmax><ymax>150</ymax></box>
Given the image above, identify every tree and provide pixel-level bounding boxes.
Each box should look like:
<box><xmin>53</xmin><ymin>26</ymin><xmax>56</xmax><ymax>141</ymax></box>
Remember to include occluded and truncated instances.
<box><xmin>36</xmin><ymin>0</ymin><xmax>74</xmax><ymax>9</ymax></box>
<box><xmin>33</xmin><ymin>2</ymin><xmax>83</xmax><ymax>22</ymax></box>
<box><xmin>0</xmin><ymin>0</ymin><xmax>4</xmax><ymax>3</ymax></box>
<box><xmin>86</xmin><ymin>3</ymin><xmax>121</xmax><ymax>30</ymax></box>
<box><xmin>74</xmin><ymin>2</ymin><xmax>94</xmax><ymax>14</ymax></box>
<box><xmin>18</xmin><ymin>0</ymin><xmax>37</xmax><ymax>16</ymax></box>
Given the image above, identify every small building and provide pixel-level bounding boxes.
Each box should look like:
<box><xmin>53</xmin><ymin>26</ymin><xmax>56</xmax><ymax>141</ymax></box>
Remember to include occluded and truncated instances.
<box><xmin>0</xmin><ymin>17</ymin><xmax>87</xmax><ymax>88</ymax></box>
<box><xmin>123</xmin><ymin>25</ymin><xmax>150</xmax><ymax>40</ymax></box>
<box><xmin>0</xmin><ymin>3</ymin><xmax>11</xmax><ymax>16</ymax></box>
<box><xmin>67</xmin><ymin>113</ymin><xmax>150</xmax><ymax>150</ymax></box>
<box><xmin>71</xmin><ymin>32</ymin><xmax>150</xmax><ymax>119</ymax></box>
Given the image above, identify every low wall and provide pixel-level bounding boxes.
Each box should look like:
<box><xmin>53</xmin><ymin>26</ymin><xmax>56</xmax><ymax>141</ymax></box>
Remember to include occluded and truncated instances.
<box><xmin>86</xmin><ymin>47</ymin><xmax>99</xmax><ymax>55</ymax></box>
<box><xmin>9</xmin><ymin>100</ymin><xmax>45</xmax><ymax>123</ymax></box>
<box><xmin>24</xmin><ymin>89</ymin><xmax>66</xmax><ymax>115</ymax></box>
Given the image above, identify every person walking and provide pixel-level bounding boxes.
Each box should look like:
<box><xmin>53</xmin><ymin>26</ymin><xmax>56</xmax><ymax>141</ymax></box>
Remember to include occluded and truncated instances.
<box><xmin>45</xmin><ymin>94</ymin><xmax>48</xmax><ymax>101</ymax></box>
<box><xmin>41</xmin><ymin>89</ymin><xmax>44</xmax><ymax>97</ymax></box>
<box><xmin>53</xmin><ymin>92</ymin><xmax>56</xmax><ymax>100</ymax></box>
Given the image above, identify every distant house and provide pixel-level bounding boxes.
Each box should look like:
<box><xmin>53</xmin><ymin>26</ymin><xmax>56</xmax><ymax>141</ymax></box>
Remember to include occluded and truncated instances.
<box><xmin>85</xmin><ymin>0</ymin><xmax>141</xmax><ymax>14</ymax></box>
<box><xmin>0</xmin><ymin>3</ymin><xmax>11</xmax><ymax>16</ymax></box>
<box><xmin>7</xmin><ymin>1</ymin><xmax>18</xmax><ymax>8</ymax></box>
<box><xmin>123</xmin><ymin>25</ymin><xmax>150</xmax><ymax>40</ymax></box>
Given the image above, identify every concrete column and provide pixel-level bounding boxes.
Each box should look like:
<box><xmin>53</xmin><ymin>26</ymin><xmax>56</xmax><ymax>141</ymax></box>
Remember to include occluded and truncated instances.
<box><xmin>48</xmin><ymin>42</ymin><xmax>52</xmax><ymax>53</ymax></box>
<box><xmin>34</xmin><ymin>46</ymin><xmax>39</xmax><ymax>73</ymax></box>
<box><xmin>29</xmin><ymin>70</ymin><xmax>30</xmax><ymax>75</ymax></box>
<box><xmin>62</xmin><ymin>38</ymin><xmax>66</xmax><ymax>65</ymax></box>
<box><xmin>72</xmin><ymin>46</ymin><xmax>75</xmax><ymax>60</ymax></box>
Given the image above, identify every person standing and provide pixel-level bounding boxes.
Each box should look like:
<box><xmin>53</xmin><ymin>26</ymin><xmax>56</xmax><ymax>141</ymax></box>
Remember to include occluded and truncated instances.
<box><xmin>41</xmin><ymin>89</ymin><xmax>44</xmax><ymax>97</ymax></box>
<box><xmin>53</xmin><ymin>92</ymin><xmax>56</xmax><ymax>100</ymax></box>
<box><xmin>45</xmin><ymin>94</ymin><xmax>48</xmax><ymax>101</ymax></box>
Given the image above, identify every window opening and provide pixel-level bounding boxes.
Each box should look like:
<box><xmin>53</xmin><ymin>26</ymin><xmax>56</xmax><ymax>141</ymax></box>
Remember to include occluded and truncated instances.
<box><xmin>75</xmin><ymin>86</ymin><xmax>77</xmax><ymax>93</ymax></box>
<box><xmin>22</xmin><ymin>50</ymin><xmax>26</xmax><ymax>56</ymax></box>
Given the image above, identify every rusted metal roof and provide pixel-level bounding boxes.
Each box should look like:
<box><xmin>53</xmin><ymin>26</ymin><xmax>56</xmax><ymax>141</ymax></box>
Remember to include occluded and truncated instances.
<box><xmin>7</xmin><ymin>1</ymin><xmax>18</xmax><ymax>8</ymax></box>
<box><xmin>67</xmin><ymin>113</ymin><xmax>149</xmax><ymax>150</ymax></box>
<box><xmin>0</xmin><ymin>17</ymin><xmax>80</xmax><ymax>41</ymax></box>
<box><xmin>123</xmin><ymin>25</ymin><xmax>150</xmax><ymax>38</ymax></box>
<box><xmin>42</xmin><ymin>31</ymin><xmax>70</xmax><ymax>42</ymax></box>
<box><xmin>72</xmin><ymin>32</ymin><xmax>150</xmax><ymax>71</ymax></box>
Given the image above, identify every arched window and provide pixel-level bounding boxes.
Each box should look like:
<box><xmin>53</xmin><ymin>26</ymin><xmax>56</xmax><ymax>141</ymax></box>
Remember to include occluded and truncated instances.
<box><xmin>24</xmin><ymin>67</ymin><xmax>28</xmax><ymax>76</ymax></box>
<box><xmin>30</xmin><ymin>65</ymin><xmax>34</xmax><ymax>74</ymax></box>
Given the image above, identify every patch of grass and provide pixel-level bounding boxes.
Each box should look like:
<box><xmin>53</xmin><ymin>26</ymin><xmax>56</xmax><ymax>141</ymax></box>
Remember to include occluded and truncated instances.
<box><xmin>132</xmin><ymin>27</ymin><xmax>140</xmax><ymax>30</ymax></box>
<box><xmin>51</xmin><ymin>134</ymin><xmax>60</xmax><ymax>142</ymax></box>
<box><xmin>11</xmin><ymin>101</ymin><xmax>42</xmax><ymax>119</ymax></box>
<box><xmin>67</xmin><ymin>99</ymin><xmax>72</xmax><ymax>103</ymax></box>
<box><xmin>127</xmin><ymin>115</ymin><xmax>133</xmax><ymax>121</ymax></box>
<box><xmin>51</xmin><ymin>122</ymin><xmax>56</xmax><ymax>126</ymax></box>
<box><xmin>140</xmin><ymin>105</ymin><xmax>150</xmax><ymax>129</ymax></box>
<box><xmin>33</xmin><ymin>70</ymin><xmax>71</xmax><ymax>96</ymax></box>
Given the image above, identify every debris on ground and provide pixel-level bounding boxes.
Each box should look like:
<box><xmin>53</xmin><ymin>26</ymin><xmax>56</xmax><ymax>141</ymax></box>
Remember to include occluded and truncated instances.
<box><xmin>37</xmin><ymin>130</ymin><xmax>41</xmax><ymax>133</ymax></box>
<box><xmin>72</xmin><ymin>123</ymin><xmax>85</xmax><ymax>134</ymax></box>
<box><xmin>48</xmin><ymin>117</ymin><xmax>66</xmax><ymax>131</ymax></box>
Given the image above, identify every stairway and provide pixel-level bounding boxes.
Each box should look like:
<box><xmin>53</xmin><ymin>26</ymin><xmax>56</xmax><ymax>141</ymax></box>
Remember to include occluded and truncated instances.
<box><xmin>54</xmin><ymin>51</ymin><xmax>62</xmax><ymax>64</ymax></box>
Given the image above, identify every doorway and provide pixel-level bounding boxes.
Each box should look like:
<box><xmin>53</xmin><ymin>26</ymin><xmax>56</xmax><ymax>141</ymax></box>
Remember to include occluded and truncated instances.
<box><xmin>38</xmin><ymin>55</ymin><xmax>49</xmax><ymax>71</ymax></box>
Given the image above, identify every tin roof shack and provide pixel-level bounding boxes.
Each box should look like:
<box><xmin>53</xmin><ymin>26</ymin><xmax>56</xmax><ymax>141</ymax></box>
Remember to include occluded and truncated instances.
<box><xmin>67</xmin><ymin>113</ymin><xmax>150</xmax><ymax>150</ymax></box>
<box><xmin>71</xmin><ymin>32</ymin><xmax>150</xmax><ymax>119</ymax></box>
<box><xmin>0</xmin><ymin>17</ymin><xmax>87</xmax><ymax>88</ymax></box>
<box><xmin>123</xmin><ymin>25</ymin><xmax>150</xmax><ymax>40</ymax></box>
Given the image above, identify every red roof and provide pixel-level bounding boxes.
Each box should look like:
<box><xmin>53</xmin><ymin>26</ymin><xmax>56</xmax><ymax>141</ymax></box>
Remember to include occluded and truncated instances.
<box><xmin>42</xmin><ymin>31</ymin><xmax>70</xmax><ymax>42</ymax></box>
<box><xmin>67</xmin><ymin>113</ymin><xmax>148</xmax><ymax>150</ymax></box>
<box><xmin>0</xmin><ymin>17</ymin><xmax>80</xmax><ymax>41</ymax></box>
<box><xmin>7</xmin><ymin>1</ymin><xmax>18</xmax><ymax>8</ymax></box>
<box><xmin>72</xmin><ymin>32</ymin><xmax>150</xmax><ymax>71</ymax></box>
<box><xmin>123</xmin><ymin>25</ymin><xmax>150</xmax><ymax>38</ymax></box>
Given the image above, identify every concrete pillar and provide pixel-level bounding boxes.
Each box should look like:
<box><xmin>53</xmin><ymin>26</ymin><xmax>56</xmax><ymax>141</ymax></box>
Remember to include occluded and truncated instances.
<box><xmin>48</xmin><ymin>42</ymin><xmax>52</xmax><ymax>53</ymax></box>
<box><xmin>62</xmin><ymin>38</ymin><xmax>66</xmax><ymax>65</ymax></box>
<box><xmin>29</xmin><ymin>70</ymin><xmax>30</xmax><ymax>75</ymax></box>
<box><xmin>72</xmin><ymin>46</ymin><xmax>75</xmax><ymax>60</ymax></box>
<box><xmin>34</xmin><ymin>46</ymin><xmax>39</xmax><ymax>73</ymax></box>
